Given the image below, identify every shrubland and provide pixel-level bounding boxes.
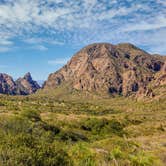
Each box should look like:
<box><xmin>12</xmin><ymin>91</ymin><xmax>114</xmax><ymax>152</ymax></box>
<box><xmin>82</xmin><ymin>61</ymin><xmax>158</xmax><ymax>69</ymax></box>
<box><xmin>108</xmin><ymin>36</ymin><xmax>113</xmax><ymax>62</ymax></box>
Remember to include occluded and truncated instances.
<box><xmin>0</xmin><ymin>94</ymin><xmax>165</xmax><ymax>165</ymax></box>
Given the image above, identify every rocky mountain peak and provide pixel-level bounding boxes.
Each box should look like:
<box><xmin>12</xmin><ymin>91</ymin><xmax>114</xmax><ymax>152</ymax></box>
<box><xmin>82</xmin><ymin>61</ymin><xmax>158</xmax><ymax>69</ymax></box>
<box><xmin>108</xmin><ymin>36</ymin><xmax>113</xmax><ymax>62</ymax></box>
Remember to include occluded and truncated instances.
<box><xmin>16</xmin><ymin>72</ymin><xmax>40</xmax><ymax>95</ymax></box>
<box><xmin>23</xmin><ymin>72</ymin><xmax>32</xmax><ymax>81</ymax></box>
<box><xmin>117</xmin><ymin>43</ymin><xmax>140</xmax><ymax>49</ymax></box>
<box><xmin>43</xmin><ymin>42</ymin><xmax>166</xmax><ymax>97</ymax></box>
<box><xmin>0</xmin><ymin>73</ymin><xmax>40</xmax><ymax>95</ymax></box>
<box><xmin>0</xmin><ymin>73</ymin><xmax>17</xmax><ymax>95</ymax></box>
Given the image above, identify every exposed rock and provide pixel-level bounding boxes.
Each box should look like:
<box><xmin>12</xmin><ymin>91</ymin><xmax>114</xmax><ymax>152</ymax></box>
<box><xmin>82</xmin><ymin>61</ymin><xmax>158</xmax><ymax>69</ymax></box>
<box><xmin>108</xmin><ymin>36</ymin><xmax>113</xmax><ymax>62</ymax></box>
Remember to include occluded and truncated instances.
<box><xmin>43</xmin><ymin>43</ymin><xmax>166</xmax><ymax>97</ymax></box>
<box><xmin>0</xmin><ymin>72</ymin><xmax>40</xmax><ymax>95</ymax></box>
<box><xmin>16</xmin><ymin>72</ymin><xmax>40</xmax><ymax>95</ymax></box>
<box><xmin>154</xmin><ymin>61</ymin><xmax>166</xmax><ymax>86</ymax></box>
<box><xmin>0</xmin><ymin>73</ymin><xmax>17</xmax><ymax>95</ymax></box>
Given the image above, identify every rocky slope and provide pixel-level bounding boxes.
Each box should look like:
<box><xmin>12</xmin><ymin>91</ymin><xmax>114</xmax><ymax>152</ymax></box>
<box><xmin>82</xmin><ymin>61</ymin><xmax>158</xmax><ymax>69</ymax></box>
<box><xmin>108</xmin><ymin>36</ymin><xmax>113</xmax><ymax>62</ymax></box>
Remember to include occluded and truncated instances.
<box><xmin>0</xmin><ymin>73</ymin><xmax>17</xmax><ymax>95</ymax></box>
<box><xmin>16</xmin><ymin>72</ymin><xmax>41</xmax><ymax>95</ymax></box>
<box><xmin>146</xmin><ymin>60</ymin><xmax>166</xmax><ymax>98</ymax></box>
<box><xmin>43</xmin><ymin>43</ymin><xmax>166</xmax><ymax>97</ymax></box>
<box><xmin>0</xmin><ymin>73</ymin><xmax>40</xmax><ymax>95</ymax></box>
<box><xmin>153</xmin><ymin>61</ymin><xmax>166</xmax><ymax>86</ymax></box>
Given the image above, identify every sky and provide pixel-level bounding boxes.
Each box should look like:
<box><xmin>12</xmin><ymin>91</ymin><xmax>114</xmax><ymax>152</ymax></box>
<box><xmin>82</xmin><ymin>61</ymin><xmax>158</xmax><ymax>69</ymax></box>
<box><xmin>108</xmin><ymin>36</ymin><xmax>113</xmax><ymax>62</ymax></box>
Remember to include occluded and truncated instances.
<box><xmin>0</xmin><ymin>0</ymin><xmax>166</xmax><ymax>80</ymax></box>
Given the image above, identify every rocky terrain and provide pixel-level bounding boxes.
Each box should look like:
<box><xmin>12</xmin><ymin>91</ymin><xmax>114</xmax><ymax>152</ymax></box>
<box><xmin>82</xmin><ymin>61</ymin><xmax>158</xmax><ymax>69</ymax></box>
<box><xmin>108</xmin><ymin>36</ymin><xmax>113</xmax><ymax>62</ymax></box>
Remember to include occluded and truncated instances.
<box><xmin>16</xmin><ymin>72</ymin><xmax>41</xmax><ymax>95</ymax></box>
<box><xmin>0</xmin><ymin>72</ymin><xmax>40</xmax><ymax>95</ymax></box>
<box><xmin>43</xmin><ymin>43</ymin><xmax>166</xmax><ymax>97</ymax></box>
<box><xmin>0</xmin><ymin>43</ymin><xmax>166</xmax><ymax>166</ymax></box>
<box><xmin>0</xmin><ymin>43</ymin><xmax>165</xmax><ymax>97</ymax></box>
<box><xmin>0</xmin><ymin>73</ymin><xmax>17</xmax><ymax>95</ymax></box>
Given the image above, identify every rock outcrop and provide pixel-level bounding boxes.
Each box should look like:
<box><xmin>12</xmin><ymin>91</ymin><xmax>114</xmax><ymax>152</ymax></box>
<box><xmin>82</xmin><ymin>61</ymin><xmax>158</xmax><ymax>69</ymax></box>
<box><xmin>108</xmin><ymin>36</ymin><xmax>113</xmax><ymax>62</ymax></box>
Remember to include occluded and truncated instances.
<box><xmin>0</xmin><ymin>73</ymin><xmax>17</xmax><ymax>95</ymax></box>
<box><xmin>43</xmin><ymin>43</ymin><xmax>166</xmax><ymax>97</ymax></box>
<box><xmin>16</xmin><ymin>72</ymin><xmax>40</xmax><ymax>95</ymax></box>
<box><xmin>0</xmin><ymin>72</ymin><xmax>40</xmax><ymax>95</ymax></box>
<box><xmin>153</xmin><ymin>61</ymin><xmax>166</xmax><ymax>86</ymax></box>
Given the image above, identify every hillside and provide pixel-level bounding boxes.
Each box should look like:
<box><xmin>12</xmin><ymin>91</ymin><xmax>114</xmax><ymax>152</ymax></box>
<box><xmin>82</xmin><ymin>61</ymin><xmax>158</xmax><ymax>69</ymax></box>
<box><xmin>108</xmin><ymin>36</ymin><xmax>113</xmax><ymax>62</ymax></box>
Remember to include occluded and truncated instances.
<box><xmin>43</xmin><ymin>43</ymin><xmax>166</xmax><ymax>98</ymax></box>
<box><xmin>0</xmin><ymin>93</ymin><xmax>165</xmax><ymax>165</ymax></box>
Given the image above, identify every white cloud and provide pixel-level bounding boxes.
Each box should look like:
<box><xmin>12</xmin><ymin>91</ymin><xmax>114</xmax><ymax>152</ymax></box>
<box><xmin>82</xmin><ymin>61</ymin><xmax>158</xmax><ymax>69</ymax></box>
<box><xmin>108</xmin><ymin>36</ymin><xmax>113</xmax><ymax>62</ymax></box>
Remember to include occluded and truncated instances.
<box><xmin>0</xmin><ymin>38</ymin><xmax>13</xmax><ymax>46</ymax></box>
<box><xmin>32</xmin><ymin>45</ymin><xmax>48</xmax><ymax>51</ymax></box>
<box><xmin>0</xmin><ymin>0</ymin><xmax>157</xmax><ymax>33</ymax></box>
<box><xmin>157</xmin><ymin>0</ymin><xmax>166</xmax><ymax>6</ymax></box>
<box><xmin>24</xmin><ymin>37</ymin><xmax>63</xmax><ymax>45</ymax></box>
<box><xmin>123</xmin><ymin>16</ymin><xmax>166</xmax><ymax>32</ymax></box>
<box><xmin>0</xmin><ymin>0</ymin><xmax>166</xmax><ymax>54</ymax></box>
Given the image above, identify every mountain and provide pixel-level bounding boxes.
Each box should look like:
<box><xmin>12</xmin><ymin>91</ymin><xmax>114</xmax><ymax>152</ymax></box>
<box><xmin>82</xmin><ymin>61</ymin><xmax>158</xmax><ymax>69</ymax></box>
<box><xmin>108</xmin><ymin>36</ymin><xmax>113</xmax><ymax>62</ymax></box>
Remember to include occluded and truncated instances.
<box><xmin>43</xmin><ymin>43</ymin><xmax>166</xmax><ymax>97</ymax></box>
<box><xmin>16</xmin><ymin>72</ymin><xmax>41</xmax><ymax>95</ymax></box>
<box><xmin>146</xmin><ymin>61</ymin><xmax>166</xmax><ymax>98</ymax></box>
<box><xmin>153</xmin><ymin>61</ymin><xmax>166</xmax><ymax>86</ymax></box>
<box><xmin>0</xmin><ymin>73</ymin><xmax>40</xmax><ymax>95</ymax></box>
<box><xmin>0</xmin><ymin>73</ymin><xmax>17</xmax><ymax>95</ymax></box>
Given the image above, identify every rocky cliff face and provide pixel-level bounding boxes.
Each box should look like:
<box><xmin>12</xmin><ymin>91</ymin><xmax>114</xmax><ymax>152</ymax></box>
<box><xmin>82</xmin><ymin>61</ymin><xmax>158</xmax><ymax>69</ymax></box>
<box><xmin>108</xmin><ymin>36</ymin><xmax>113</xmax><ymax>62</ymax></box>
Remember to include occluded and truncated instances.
<box><xmin>43</xmin><ymin>43</ymin><xmax>166</xmax><ymax>97</ymax></box>
<box><xmin>146</xmin><ymin>61</ymin><xmax>166</xmax><ymax>98</ymax></box>
<box><xmin>0</xmin><ymin>73</ymin><xmax>40</xmax><ymax>95</ymax></box>
<box><xmin>16</xmin><ymin>72</ymin><xmax>40</xmax><ymax>95</ymax></box>
<box><xmin>153</xmin><ymin>61</ymin><xmax>166</xmax><ymax>87</ymax></box>
<box><xmin>0</xmin><ymin>73</ymin><xmax>17</xmax><ymax>95</ymax></box>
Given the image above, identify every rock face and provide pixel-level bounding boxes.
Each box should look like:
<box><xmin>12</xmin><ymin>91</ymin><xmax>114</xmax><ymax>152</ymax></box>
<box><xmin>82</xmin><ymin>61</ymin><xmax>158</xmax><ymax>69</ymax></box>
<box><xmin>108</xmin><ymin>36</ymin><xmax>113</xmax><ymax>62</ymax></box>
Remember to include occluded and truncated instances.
<box><xmin>0</xmin><ymin>73</ymin><xmax>17</xmax><ymax>95</ymax></box>
<box><xmin>43</xmin><ymin>43</ymin><xmax>166</xmax><ymax>97</ymax></box>
<box><xmin>153</xmin><ymin>61</ymin><xmax>166</xmax><ymax>86</ymax></box>
<box><xmin>16</xmin><ymin>72</ymin><xmax>41</xmax><ymax>95</ymax></box>
<box><xmin>0</xmin><ymin>73</ymin><xmax>40</xmax><ymax>95</ymax></box>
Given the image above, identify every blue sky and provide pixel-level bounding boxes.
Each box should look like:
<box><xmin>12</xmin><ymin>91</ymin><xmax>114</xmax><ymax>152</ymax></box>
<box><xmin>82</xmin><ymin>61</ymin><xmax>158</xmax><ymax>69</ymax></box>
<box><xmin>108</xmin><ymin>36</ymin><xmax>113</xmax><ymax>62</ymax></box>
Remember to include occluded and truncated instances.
<box><xmin>0</xmin><ymin>0</ymin><xmax>166</xmax><ymax>80</ymax></box>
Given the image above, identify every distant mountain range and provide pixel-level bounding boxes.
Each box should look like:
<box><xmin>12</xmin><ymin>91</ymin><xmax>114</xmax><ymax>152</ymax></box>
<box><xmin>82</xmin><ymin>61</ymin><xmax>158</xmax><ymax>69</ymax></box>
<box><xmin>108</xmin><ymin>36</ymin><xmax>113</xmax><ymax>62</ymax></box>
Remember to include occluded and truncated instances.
<box><xmin>0</xmin><ymin>43</ymin><xmax>166</xmax><ymax>98</ymax></box>
<box><xmin>0</xmin><ymin>72</ymin><xmax>40</xmax><ymax>95</ymax></box>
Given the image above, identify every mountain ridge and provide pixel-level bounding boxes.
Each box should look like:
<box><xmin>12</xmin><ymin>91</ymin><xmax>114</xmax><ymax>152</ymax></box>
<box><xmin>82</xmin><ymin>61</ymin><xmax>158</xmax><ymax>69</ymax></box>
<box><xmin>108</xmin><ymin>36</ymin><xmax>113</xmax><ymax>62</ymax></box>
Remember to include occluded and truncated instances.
<box><xmin>0</xmin><ymin>72</ymin><xmax>40</xmax><ymax>95</ymax></box>
<box><xmin>43</xmin><ymin>43</ymin><xmax>166</xmax><ymax>98</ymax></box>
<box><xmin>0</xmin><ymin>42</ymin><xmax>165</xmax><ymax>98</ymax></box>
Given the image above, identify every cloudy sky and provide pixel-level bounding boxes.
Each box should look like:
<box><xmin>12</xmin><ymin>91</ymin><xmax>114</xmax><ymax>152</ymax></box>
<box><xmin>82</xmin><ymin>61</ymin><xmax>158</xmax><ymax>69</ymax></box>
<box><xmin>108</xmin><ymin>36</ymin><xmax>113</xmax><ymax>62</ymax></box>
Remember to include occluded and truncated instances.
<box><xmin>0</xmin><ymin>0</ymin><xmax>166</xmax><ymax>80</ymax></box>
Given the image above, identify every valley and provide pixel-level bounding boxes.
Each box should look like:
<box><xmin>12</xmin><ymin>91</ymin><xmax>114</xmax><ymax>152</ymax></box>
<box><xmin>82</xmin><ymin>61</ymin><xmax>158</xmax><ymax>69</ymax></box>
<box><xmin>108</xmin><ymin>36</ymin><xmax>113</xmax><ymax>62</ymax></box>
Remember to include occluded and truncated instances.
<box><xmin>0</xmin><ymin>93</ymin><xmax>165</xmax><ymax>165</ymax></box>
<box><xmin>0</xmin><ymin>43</ymin><xmax>165</xmax><ymax>165</ymax></box>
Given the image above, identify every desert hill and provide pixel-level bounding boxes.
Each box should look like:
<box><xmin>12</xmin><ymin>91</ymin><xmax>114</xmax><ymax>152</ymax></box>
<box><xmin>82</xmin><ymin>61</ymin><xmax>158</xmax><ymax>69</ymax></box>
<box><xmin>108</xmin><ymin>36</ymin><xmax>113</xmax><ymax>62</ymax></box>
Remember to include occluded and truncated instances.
<box><xmin>43</xmin><ymin>43</ymin><xmax>166</xmax><ymax>97</ymax></box>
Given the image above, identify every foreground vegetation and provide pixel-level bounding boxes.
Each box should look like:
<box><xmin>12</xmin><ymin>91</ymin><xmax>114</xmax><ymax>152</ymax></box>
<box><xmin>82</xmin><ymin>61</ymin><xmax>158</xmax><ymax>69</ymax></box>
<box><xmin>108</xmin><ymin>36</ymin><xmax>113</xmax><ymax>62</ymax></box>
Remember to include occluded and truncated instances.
<box><xmin>0</xmin><ymin>94</ymin><xmax>165</xmax><ymax>166</ymax></box>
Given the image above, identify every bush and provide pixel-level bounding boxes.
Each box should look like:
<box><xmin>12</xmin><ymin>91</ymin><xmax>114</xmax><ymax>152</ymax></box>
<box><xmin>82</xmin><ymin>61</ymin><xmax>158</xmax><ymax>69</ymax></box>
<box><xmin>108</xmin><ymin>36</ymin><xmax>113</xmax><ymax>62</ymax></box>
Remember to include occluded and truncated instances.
<box><xmin>42</xmin><ymin>123</ymin><xmax>60</xmax><ymax>135</ymax></box>
<box><xmin>0</xmin><ymin>117</ymin><xmax>32</xmax><ymax>135</ymax></box>
<box><xmin>0</xmin><ymin>116</ymin><xmax>71</xmax><ymax>166</ymax></box>
<box><xmin>0</xmin><ymin>142</ymin><xmax>72</xmax><ymax>166</ymax></box>
<box><xmin>130</xmin><ymin>152</ymin><xmax>155</xmax><ymax>166</ymax></box>
<box><xmin>81</xmin><ymin>118</ymin><xmax>124</xmax><ymax>136</ymax></box>
<box><xmin>21</xmin><ymin>110</ymin><xmax>41</xmax><ymax>122</ymax></box>
<box><xmin>70</xmin><ymin>143</ymin><xmax>96</xmax><ymax>166</ymax></box>
<box><xmin>59</xmin><ymin>130</ymin><xmax>88</xmax><ymax>142</ymax></box>
<box><xmin>32</xmin><ymin>143</ymin><xmax>72</xmax><ymax>166</ymax></box>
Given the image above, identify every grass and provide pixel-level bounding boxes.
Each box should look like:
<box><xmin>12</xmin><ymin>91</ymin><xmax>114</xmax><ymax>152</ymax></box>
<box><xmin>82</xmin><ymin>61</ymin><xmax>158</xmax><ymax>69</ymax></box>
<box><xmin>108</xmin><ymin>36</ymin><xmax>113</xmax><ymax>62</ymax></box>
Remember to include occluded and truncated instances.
<box><xmin>0</xmin><ymin>92</ymin><xmax>165</xmax><ymax>165</ymax></box>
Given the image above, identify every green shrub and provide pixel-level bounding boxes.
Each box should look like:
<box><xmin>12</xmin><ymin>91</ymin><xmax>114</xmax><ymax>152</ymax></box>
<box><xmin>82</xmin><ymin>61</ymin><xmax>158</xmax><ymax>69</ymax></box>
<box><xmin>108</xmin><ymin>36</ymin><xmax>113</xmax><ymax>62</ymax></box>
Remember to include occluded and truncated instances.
<box><xmin>70</xmin><ymin>143</ymin><xmax>96</xmax><ymax>166</ymax></box>
<box><xmin>21</xmin><ymin>110</ymin><xmax>41</xmax><ymax>122</ymax></box>
<box><xmin>130</xmin><ymin>152</ymin><xmax>154</xmax><ymax>166</ymax></box>
<box><xmin>0</xmin><ymin>142</ymin><xmax>72</xmax><ymax>166</ymax></box>
<box><xmin>59</xmin><ymin>130</ymin><xmax>88</xmax><ymax>142</ymax></box>
<box><xmin>0</xmin><ymin>116</ymin><xmax>71</xmax><ymax>166</ymax></box>
<box><xmin>32</xmin><ymin>143</ymin><xmax>72</xmax><ymax>166</ymax></box>
<box><xmin>0</xmin><ymin>117</ymin><xmax>32</xmax><ymax>135</ymax></box>
<box><xmin>81</xmin><ymin>118</ymin><xmax>124</xmax><ymax>136</ymax></box>
<box><xmin>42</xmin><ymin>123</ymin><xmax>60</xmax><ymax>135</ymax></box>
<box><xmin>109</xmin><ymin>147</ymin><xmax>124</xmax><ymax>160</ymax></box>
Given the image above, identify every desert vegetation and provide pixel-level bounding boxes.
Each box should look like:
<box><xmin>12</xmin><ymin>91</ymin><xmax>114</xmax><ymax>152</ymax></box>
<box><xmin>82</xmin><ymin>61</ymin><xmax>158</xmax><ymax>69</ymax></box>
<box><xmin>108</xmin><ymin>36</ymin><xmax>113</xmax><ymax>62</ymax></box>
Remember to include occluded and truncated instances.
<box><xmin>0</xmin><ymin>94</ymin><xmax>165</xmax><ymax>166</ymax></box>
